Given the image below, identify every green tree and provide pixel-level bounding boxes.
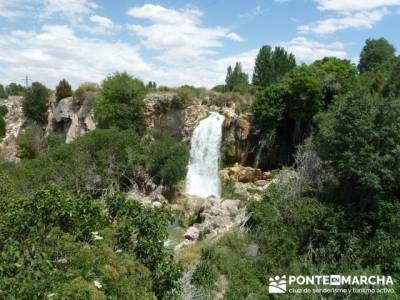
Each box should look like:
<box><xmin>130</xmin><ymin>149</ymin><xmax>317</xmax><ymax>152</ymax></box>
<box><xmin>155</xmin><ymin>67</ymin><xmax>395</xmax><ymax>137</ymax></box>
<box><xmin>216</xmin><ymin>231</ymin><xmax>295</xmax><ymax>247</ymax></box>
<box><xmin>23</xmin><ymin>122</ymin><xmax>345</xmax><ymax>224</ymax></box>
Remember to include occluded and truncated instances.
<box><xmin>252</xmin><ymin>45</ymin><xmax>296</xmax><ymax>87</ymax></box>
<box><xmin>252</xmin><ymin>65</ymin><xmax>322</xmax><ymax>167</ymax></box>
<box><xmin>6</xmin><ymin>83</ymin><xmax>26</xmax><ymax>96</ymax></box>
<box><xmin>95</xmin><ymin>72</ymin><xmax>146</xmax><ymax>132</ymax></box>
<box><xmin>314</xmin><ymin>92</ymin><xmax>400</xmax><ymax>211</ymax></box>
<box><xmin>22</xmin><ymin>82</ymin><xmax>49</xmax><ymax>124</ymax></box>
<box><xmin>55</xmin><ymin>79</ymin><xmax>73</xmax><ymax>101</ymax></box>
<box><xmin>225</xmin><ymin>62</ymin><xmax>249</xmax><ymax>93</ymax></box>
<box><xmin>0</xmin><ymin>84</ymin><xmax>7</xmax><ymax>98</ymax></box>
<box><xmin>311</xmin><ymin>57</ymin><xmax>358</xmax><ymax>106</ymax></box>
<box><xmin>358</xmin><ymin>38</ymin><xmax>396</xmax><ymax>74</ymax></box>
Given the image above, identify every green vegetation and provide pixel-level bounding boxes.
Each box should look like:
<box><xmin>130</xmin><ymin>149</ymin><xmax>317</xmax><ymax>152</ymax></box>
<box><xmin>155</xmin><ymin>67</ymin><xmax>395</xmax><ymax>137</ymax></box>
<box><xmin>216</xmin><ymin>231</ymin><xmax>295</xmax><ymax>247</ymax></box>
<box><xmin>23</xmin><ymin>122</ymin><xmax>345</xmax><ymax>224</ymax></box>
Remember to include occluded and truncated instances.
<box><xmin>194</xmin><ymin>38</ymin><xmax>400</xmax><ymax>298</ymax></box>
<box><xmin>0</xmin><ymin>124</ymin><xmax>188</xmax><ymax>299</ymax></box>
<box><xmin>0</xmin><ymin>84</ymin><xmax>7</xmax><ymax>98</ymax></box>
<box><xmin>5</xmin><ymin>82</ymin><xmax>26</xmax><ymax>96</ymax></box>
<box><xmin>23</xmin><ymin>82</ymin><xmax>49</xmax><ymax>124</ymax></box>
<box><xmin>252</xmin><ymin>45</ymin><xmax>296</xmax><ymax>88</ymax></box>
<box><xmin>358</xmin><ymin>38</ymin><xmax>396</xmax><ymax>74</ymax></box>
<box><xmin>55</xmin><ymin>79</ymin><xmax>73</xmax><ymax>101</ymax></box>
<box><xmin>2</xmin><ymin>36</ymin><xmax>400</xmax><ymax>299</ymax></box>
<box><xmin>0</xmin><ymin>116</ymin><xmax>5</xmax><ymax>138</ymax></box>
<box><xmin>95</xmin><ymin>72</ymin><xmax>146</xmax><ymax>132</ymax></box>
<box><xmin>225</xmin><ymin>62</ymin><xmax>249</xmax><ymax>93</ymax></box>
<box><xmin>73</xmin><ymin>82</ymin><xmax>99</xmax><ymax>105</ymax></box>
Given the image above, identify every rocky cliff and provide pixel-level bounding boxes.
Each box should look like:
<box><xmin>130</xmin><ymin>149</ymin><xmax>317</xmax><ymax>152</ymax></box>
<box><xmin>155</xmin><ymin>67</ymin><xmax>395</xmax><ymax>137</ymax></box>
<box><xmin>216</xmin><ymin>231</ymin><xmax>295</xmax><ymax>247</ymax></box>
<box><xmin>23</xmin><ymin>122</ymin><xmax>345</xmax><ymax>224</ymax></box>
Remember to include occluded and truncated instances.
<box><xmin>1</xmin><ymin>91</ymin><xmax>256</xmax><ymax>164</ymax></box>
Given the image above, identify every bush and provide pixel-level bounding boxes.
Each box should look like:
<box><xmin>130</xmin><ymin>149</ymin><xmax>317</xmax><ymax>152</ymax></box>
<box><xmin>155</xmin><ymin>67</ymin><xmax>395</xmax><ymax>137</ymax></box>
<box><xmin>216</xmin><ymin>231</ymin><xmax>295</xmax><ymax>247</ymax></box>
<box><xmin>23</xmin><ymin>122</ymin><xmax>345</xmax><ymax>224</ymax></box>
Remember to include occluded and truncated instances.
<box><xmin>0</xmin><ymin>116</ymin><xmax>5</xmax><ymax>138</ymax></box>
<box><xmin>16</xmin><ymin>126</ymin><xmax>47</xmax><ymax>159</ymax></box>
<box><xmin>55</xmin><ymin>79</ymin><xmax>73</xmax><ymax>101</ymax></box>
<box><xmin>95</xmin><ymin>73</ymin><xmax>146</xmax><ymax>132</ymax></box>
<box><xmin>23</xmin><ymin>82</ymin><xmax>49</xmax><ymax>124</ymax></box>
<box><xmin>73</xmin><ymin>82</ymin><xmax>99</xmax><ymax>105</ymax></box>
<box><xmin>0</xmin><ymin>105</ymin><xmax>8</xmax><ymax>116</ymax></box>
<box><xmin>6</xmin><ymin>82</ymin><xmax>26</xmax><ymax>96</ymax></box>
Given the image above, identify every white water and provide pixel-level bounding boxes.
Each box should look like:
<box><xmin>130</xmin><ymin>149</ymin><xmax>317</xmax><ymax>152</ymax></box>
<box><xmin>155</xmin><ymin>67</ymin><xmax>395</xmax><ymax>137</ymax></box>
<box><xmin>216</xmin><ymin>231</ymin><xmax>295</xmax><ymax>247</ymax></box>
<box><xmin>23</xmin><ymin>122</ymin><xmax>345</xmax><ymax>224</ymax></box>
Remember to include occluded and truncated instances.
<box><xmin>185</xmin><ymin>112</ymin><xmax>225</xmax><ymax>198</ymax></box>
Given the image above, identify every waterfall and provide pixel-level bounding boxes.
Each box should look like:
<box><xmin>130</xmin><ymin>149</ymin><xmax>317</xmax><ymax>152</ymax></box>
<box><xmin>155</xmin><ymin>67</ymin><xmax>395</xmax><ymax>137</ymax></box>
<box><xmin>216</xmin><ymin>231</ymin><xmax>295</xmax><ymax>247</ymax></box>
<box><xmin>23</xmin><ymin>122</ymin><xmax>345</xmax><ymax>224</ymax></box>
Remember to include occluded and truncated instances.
<box><xmin>253</xmin><ymin>142</ymin><xmax>265</xmax><ymax>169</ymax></box>
<box><xmin>185</xmin><ymin>112</ymin><xmax>225</xmax><ymax>198</ymax></box>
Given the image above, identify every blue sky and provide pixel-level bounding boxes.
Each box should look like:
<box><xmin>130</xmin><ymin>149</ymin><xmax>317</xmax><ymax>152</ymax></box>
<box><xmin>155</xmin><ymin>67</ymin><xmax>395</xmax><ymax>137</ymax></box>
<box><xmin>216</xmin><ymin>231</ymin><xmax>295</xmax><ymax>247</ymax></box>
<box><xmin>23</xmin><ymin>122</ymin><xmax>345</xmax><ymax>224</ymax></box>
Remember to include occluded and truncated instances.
<box><xmin>0</xmin><ymin>0</ymin><xmax>399</xmax><ymax>88</ymax></box>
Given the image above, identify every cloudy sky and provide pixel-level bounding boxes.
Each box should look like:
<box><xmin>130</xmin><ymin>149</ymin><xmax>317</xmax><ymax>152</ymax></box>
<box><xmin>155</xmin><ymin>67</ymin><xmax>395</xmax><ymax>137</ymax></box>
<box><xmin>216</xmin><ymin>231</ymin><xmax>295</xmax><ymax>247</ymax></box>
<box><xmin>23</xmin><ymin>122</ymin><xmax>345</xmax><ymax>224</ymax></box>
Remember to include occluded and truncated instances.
<box><xmin>0</xmin><ymin>0</ymin><xmax>399</xmax><ymax>88</ymax></box>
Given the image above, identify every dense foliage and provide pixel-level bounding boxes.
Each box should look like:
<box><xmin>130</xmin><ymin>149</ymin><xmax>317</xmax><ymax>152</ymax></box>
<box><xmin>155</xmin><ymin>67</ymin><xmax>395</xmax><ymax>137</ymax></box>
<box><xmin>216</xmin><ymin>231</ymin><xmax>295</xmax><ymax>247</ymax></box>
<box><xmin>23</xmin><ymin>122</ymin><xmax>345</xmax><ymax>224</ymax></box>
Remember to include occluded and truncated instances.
<box><xmin>252</xmin><ymin>45</ymin><xmax>296</xmax><ymax>88</ymax></box>
<box><xmin>0</xmin><ymin>116</ymin><xmax>5</xmax><ymax>138</ymax></box>
<box><xmin>358</xmin><ymin>38</ymin><xmax>396</xmax><ymax>74</ymax></box>
<box><xmin>0</xmin><ymin>125</ymin><xmax>188</xmax><ymax>299</ymax></box>
<box><xmin>225</xmin><ymin>62</ymin><xmax>249</xmax><ymax>93</ymax></box>
<box><xmin>55</xmin><ymin>79</ymin><xmax>73</xmax><ymax>101</ymax></box>
<box><xmin>0</xmin><ymin>84</ymin><xmax>7</xmax><ymax>98</ymax></box>
<box><xmin>5</xmin><ymin>82</ymin><xmax>26</xmax><ymax>96</ymax></box>
<box><xmin>23</xmin><ymin>82</ymin><xmax>49</xmax><ymax>124</ymax></box>
<box><xmin>95</xmin><ymin>72</ymin><xmax>146</xmax><ymax>132</ymax></box>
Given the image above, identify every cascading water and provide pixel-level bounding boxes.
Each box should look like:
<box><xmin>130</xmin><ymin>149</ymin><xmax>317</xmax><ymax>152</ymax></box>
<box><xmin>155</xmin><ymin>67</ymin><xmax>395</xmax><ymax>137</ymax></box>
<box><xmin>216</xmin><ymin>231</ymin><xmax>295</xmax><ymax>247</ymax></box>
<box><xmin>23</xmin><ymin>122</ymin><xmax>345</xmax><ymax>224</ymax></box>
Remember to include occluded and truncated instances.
<box><xmin>185</xmin><ymin>112</ymin><xmax>225</xmax><ymax>198</ymax></box>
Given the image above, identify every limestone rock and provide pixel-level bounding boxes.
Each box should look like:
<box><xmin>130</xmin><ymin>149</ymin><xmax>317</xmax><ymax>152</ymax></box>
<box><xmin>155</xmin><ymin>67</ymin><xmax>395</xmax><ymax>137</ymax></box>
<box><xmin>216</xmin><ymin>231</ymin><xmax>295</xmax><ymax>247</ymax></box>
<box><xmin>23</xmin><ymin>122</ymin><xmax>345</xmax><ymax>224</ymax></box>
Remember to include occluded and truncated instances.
<box><xmin>47</xmin><ymin>96</ymin><xmax>96</xmax><ymax>143</ymax></box>
<box><xmin>184</xmin><ymin>226</ymin><xmax>200</xmax><ymax>241</ymax></box>
<box><xmin>0</xmin><ymin>96</ymin><xmax>26</xmax><ymax>161</ymax></box>
<box><xmin>220</xmin><ymin>163</ymin><xmax>264</xmax><ymax>183</ymax></box>
<box><xmin>181</xmin><ymin>195</ymin><xmax>246</xmax><ymax>240</ymax></box>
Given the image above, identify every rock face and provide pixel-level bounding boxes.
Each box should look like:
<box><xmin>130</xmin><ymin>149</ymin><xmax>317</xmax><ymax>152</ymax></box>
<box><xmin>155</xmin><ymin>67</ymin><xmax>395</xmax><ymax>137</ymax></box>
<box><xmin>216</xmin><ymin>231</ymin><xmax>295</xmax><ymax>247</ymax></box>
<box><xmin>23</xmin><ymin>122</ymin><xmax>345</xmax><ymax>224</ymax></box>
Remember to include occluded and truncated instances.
<box><xmin>127</xmin><ymin>184</ymin><xmax>168</xmax><ymax>208</ymax></box>
<box><xmin>46</xmin><ymin>96</ymin><xmax>96</xmax><ymax>143</ymax></box>
<box><xmin>220</xmin><ymin>163</ymin><xmax>270</xmax><ymax>183</ymax></box>
<box><xmin>145</xmin><ymin>93</ymin><xmax>208</xmax><ymax>142</ymax></box>
<box><xmin>0</xmin><ymin>96</ymin><xmax>26</xmax><ymax>161</ymax></box>
<box><xmin>179</xmin><ymin>195</ymin><xmax>246</xmax><ymax>244</ymax></box>
<box><xmin>220</xmin><ymin>105</ymin><xmax>254</xmax><ymax>165</ymax></box>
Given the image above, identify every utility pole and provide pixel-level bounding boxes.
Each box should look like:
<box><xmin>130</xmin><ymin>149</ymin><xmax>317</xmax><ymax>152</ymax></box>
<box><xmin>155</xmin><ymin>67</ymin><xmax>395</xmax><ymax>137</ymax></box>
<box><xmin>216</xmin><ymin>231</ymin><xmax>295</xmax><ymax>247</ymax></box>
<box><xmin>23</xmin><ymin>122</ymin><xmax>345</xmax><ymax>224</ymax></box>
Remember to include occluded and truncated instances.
<box><xmin>21</xmin><ymin>75</ymin><xmax>31</xmax><ymax>88</ymax></box>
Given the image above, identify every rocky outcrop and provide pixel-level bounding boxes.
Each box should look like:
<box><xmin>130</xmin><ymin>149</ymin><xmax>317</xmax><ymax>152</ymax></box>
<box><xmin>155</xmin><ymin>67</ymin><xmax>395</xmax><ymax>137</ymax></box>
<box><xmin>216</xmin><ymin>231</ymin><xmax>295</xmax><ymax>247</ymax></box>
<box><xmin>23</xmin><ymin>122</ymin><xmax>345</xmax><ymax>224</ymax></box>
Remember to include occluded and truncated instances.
<box><xmin>178</xmin><ymin>195</ymin><xmax>246</xmax><ymax>246</ymax></box>
<box><xmin>46</xmin><ymin>95</ymin><xmax>96</xmax><ymax>143</ymax></box>
<box><xmin>127</xmin><ymin>185</ymin><xmax>168</xmax><ymax>208</ymax></box>
<box><xmin>220</xmin><ymin>104</ymin><xmax>254</xmax><ymax>165</ymax></box>
<box><xmin>0</xmin><ymin>96</ymin><xmax>26</xmax><ymax>161</ymax></box>
<box><xmin>145</xmin><ymin>93</ymin><xmax>208</xmax><ymax>142</ymax></box>
<box><xmin>220</xmin><ymin>163</ymin><xmax>271</xmax><ymax>183</ymax></box>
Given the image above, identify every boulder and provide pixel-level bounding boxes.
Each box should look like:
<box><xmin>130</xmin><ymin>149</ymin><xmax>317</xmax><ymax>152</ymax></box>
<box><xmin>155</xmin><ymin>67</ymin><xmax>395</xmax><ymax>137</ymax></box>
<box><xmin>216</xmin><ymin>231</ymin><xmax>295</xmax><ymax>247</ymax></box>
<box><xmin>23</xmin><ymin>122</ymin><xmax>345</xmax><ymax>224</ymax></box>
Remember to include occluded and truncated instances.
<box><xmin>220</xmin><ymin>163</ymin><xmax>264</xmax><ymax>183</ymax></box>
<box><xmin>184</xmin><ymin>226</ymin><xmax>200</xmax><ymax>241</ymax></box>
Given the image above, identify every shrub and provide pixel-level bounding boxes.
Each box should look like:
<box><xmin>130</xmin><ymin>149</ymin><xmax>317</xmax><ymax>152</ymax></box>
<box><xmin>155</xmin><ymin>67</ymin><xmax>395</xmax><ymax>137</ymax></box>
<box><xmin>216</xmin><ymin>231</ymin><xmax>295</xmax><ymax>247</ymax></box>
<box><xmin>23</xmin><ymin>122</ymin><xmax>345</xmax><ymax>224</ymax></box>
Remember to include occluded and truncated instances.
<box><xmin>23</xmin><ymin>82</ymin><xmax>49</xmax><ymax>124</ymax></box>
<box><xmin>0</xmin><ymin>116</ymin><xmax>5</xmax><ymax>138</ymax></box>
<box><xmin>5</xmin><ymin>82</ymin><xmax>26</xmax><ymax>96</ymax></box>
<box><xmin>95</xmin><ymin>73</ymin><xmax>146</xmax><ymax>132</ymax></box>
<box><xmin>0</xmin><ymin>105</ymin><xmax>8</xmax><ymax>116</ymax></box>
<box><xmin>16</xmin><ymin>126</ymin><xmax>47</xmax><ymax>159</ymax></box>
<box><xmin>73</xmin><ymin>82</ymin><xmax>99</xmax><ymax>105</ymax></box>
<box><xmin>55</xmin><ymin>79</ymin><xmax>73</xmax><ymax>101</ymax></box>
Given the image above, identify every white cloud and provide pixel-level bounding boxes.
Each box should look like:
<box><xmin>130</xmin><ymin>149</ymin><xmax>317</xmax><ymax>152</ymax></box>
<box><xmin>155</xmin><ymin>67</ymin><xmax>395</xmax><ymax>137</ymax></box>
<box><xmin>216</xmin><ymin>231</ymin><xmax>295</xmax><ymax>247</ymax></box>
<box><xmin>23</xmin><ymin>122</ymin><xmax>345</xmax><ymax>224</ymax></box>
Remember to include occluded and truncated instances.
<box><xmin>226</xmin><ymin>32</ymin><xmax>246</xmax><ymax>42</ymax></box>
<box><xmin>275</xmin><ymin>37</ymin><xmax>347</xmax><ymax>62</ymax></box>
<box><xmin>298</xmin><ymin>0</ymin><xmax>398</xmax><ymax>36</ymax></box>
<box><xmin>314</xmin><ymin>0</ymin><xmax>400</xmax><ymax>12</ymax></box>
<box><xmin>90</xmin><ymin>15</ymin><xmax>113</xmax><ymax>29</ymax></box>
<box><xmin>298</xmin><ymin>8</ymin><xmax>389</xmax><ymax>35</ymax></box>
<box><xmin>0</xmin><ymin>0</ymin><xmax>39</xmax><ymax>18</ymax></box>
<box><xmin>0</xmin><ymin>0</ymin><xmax>98</xmax><ymax>24</ymax></box>
<box><xmin>0</xmin><ymin>25</ymin><xmax>156</xmax><ymax>88</ymax></box>
<box><xmin>126</xmin><ymin>4</ymin><xmax>244</xmax><ymax>65</ymax></box>
<box><xmin>40</xmin><ymin>0</ymin><xmax>98</xmax><ymax>24</ymax></box>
